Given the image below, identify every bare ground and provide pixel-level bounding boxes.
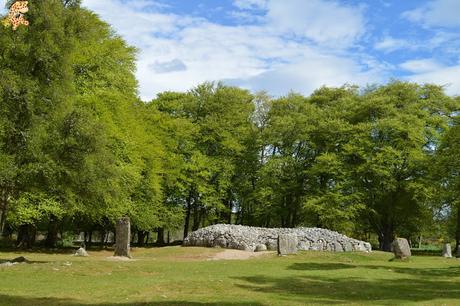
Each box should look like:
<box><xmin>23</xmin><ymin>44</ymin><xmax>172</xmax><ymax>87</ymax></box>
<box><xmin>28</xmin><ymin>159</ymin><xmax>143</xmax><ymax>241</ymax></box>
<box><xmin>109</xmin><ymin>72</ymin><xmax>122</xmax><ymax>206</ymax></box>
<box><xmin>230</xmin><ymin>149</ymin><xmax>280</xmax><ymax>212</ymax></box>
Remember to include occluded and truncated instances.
<box><xmin>208</xmin><ymin>249</ymin><xmax>275</xmax><ymax>260</ymax></box>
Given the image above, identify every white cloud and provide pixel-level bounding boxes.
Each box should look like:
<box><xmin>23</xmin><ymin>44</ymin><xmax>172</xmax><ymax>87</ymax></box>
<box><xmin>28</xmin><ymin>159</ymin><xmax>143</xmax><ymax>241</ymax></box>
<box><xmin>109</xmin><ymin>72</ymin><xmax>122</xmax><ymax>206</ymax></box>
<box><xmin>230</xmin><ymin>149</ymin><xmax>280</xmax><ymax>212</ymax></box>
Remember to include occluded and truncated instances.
<box><xmin>400</xmin><ymin>59</ymin><xmax>444</xmax><ymax>73</ymax></box>
<box><xmin>403</xmin><ymin>0</ymin><xmax>460</xmax><ymax>28</ymax></box>
<box><xmin>265</xmin><ymin>0</ymin><xmax>366</xmax><ymax>47</ymax></box>
<box><xmin>233</xmin><ymin>0</ymin><xmax>268</xmax><ymax>10</ymax></box>
<box><xmin>374</xmin><ymin>36</ymin><xmax>413</xmax><ymax>53</ymax></box>
<box><xmin>1</xmin><ymin>0</ymin><xmax>7</xmax><ymax>14</ymax></box>
<box><xmin>82</xmin><ymin>0</ymin><xmax>378</xmax><ymax>101</ymax></box>
<box><xmin>407</xmin><ymin>65</ymin><xmax>460</xmax><ymax>96</ymax></box>
<box><xmin>227</xmin><ymin>53</ymin><xmax>384</xmax><ymax>96</ymax></box>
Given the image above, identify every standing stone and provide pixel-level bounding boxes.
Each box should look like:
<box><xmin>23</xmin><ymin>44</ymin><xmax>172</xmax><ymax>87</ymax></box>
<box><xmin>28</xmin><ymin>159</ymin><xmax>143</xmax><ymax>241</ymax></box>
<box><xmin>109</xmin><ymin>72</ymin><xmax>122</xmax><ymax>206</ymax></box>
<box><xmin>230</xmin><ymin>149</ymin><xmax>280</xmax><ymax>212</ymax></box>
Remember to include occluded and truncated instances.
<box><xmin>277</xmin><ymin>234</ymin><xmax>298</xmax><ymax>256</ymax></box>
<box><xmin>443</xmin><ymin>243</ymin><xmax>452</xmax><ymax>258</ymax></box>
<box><xmin>114</xmin><ymin>217</ymin><xmax>131</xmax><ymax>258</ymax></box>
<box><xmin>391</xmin><ymin>238</ymin><xmax>411</xmax><ymax>259</ymax></box>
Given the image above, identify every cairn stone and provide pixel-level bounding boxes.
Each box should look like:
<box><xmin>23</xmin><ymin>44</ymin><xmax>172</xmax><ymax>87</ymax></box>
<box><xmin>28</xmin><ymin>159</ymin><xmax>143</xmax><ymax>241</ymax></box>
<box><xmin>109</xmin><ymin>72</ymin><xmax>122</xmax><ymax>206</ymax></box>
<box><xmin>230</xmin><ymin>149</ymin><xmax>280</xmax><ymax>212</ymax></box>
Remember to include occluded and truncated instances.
<box><xmin>183</xmin><ymin>224</ymin><xmax>372</xmax><ymax>253</ymax></box>
<box><xmin>255</xmin><ymin>244</ymin><xmax>267</xmax><ymax>252</ymax></box>
<box><xmin>74</xmin><ymin>247</ymin><xmax>89</xmax><ymax>257</ymax></box>
<box><xmin>392</xmin><ymin>238</ymin><xmax>411</xmax><ymax>259</ymax></box>
<box><xmin>278</xmin><ymin>234</ymin><xmax>298</xmax><ymax>255</ymax></box>
<box><xmin>114</xmin><ymin>217</ymin><xmax>131</xmax><ymax>258</ymax></box>
<box><xmin>443</xmin><ymin>243</ymin><xmax>452</xmax><ymax>258</ymax></box>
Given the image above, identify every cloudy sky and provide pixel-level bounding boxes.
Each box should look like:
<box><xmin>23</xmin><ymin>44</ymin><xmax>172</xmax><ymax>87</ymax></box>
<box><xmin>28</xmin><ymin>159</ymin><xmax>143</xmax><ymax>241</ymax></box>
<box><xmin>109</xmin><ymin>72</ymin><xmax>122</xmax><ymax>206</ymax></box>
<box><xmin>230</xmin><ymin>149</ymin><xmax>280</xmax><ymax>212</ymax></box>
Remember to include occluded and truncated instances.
<box><xmin>3</xmin><ymin>0</ymin><xmax>460</xmax><ymax>101</ymax></box>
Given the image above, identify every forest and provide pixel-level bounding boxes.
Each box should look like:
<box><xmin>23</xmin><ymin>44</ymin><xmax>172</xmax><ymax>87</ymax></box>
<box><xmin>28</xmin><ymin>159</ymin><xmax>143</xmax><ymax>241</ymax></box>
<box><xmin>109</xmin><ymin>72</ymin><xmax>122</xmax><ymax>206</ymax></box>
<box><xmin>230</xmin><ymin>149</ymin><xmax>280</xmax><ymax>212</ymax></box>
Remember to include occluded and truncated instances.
<box><xmin>1</xmin><ymin>0</ymin><xmax>460</xmax><ymax>252</ymax></box>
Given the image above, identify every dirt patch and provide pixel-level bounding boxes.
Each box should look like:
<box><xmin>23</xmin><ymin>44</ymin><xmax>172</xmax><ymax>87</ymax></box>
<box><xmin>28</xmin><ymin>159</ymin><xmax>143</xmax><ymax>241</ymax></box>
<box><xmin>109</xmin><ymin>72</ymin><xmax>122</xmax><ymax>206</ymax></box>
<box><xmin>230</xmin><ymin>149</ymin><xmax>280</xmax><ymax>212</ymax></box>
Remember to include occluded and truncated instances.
<box><xmin>208</xmin><ymin>249</ymin><xmax>275</xmax><ymax>261</ymax></box>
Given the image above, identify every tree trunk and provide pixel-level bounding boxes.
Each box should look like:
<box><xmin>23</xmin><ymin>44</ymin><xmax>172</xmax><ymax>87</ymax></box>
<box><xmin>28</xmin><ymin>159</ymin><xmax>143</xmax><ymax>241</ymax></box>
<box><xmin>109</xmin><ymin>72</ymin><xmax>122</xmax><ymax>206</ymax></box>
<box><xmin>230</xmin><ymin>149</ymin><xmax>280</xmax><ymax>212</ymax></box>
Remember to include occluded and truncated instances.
<box><xmin>455</xmin><ymin>207</ymin><xmax>460</xmax><ymax>254</ymax></box>
<box><xmin>87</xmin><ymin>230</ymin><xmax>93</xmax><ymax>247</ymax></box>
<box><xmin>137</xmin><ymin>230</ymin><xmax>146</xmax><ymax>247</ymax></box>
<box><xmin>157</xmin><ymin>227</ymin><xmax>165</xmax><ymax>245</ymax></box>
<box><xmin>379</xmin><ymin>224</ymin><xmax>394</xmax><ymax>252</ymax></box>
<box><xmin>17</xmin><ymin>224</ymin><xmax>35</xmax><ymax>249</ymax></box>
<box><xmin>183</xmin><ymin>193</ymin><xmax>192</xmax><ymax>240</ymax></box>
<box><xmin>0</xmin><ymin>190</ymin><xmax>9</xmax><ymax>236</ymax></box>
<box><xmin>45</xmin><ymin>217</ymin><xmax>59</xmax><ymax>248</ymax></box>
<box><xmin>192</xmin><ymin>204</ymin><xmax>200</xmax><ymax>231</ymax></box>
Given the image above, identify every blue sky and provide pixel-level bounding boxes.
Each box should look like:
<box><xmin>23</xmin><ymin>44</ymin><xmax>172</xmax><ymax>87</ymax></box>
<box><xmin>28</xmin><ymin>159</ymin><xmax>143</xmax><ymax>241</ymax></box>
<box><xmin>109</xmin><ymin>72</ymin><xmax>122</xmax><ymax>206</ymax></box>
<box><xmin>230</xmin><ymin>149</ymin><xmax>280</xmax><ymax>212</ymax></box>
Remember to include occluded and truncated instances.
<box><xmin>3</xmin><ymin>0</ymin><xmax>460</xmax><ymax>100</ymax></box>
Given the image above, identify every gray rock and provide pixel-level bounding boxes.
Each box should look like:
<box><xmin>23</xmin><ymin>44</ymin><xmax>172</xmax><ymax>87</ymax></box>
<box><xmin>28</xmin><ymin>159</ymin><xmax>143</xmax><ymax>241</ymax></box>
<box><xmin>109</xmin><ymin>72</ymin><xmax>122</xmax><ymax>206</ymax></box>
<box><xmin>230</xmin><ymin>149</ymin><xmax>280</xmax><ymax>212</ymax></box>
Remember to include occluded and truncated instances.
<box><xmin>277</xmin><ymin>234</ymin><xmax>298</xmax><ymax>256</ymax></box>
<box><xmin>443</xmin><ymin>243</ymin><xmax>452</xmax><ymax>258</ymax></box>
<box><xmin>214</xmin><ymin>237</ymin><xmax>227</xmax><ymax>248</ymax></box>
<box><xmin>392</xmin><ymin>238</ymin><xmax>411</xmax><ymax>259</ymax></box>
<box><xmin>344</xmin><ymin>242</ymin><xmax>353</xmax><ymax>252</ymax></box>
<box><xmin>183</xmin><ymin>224</ymin><xmax>371</xmax><ymax>253</ymax></box>
<box><xmin>266</xmin><ymin>240</ymin><xmax>278</xmax><ymax>251</ymax></box>
<box><xmin>114</xmin><ymin>217</ymin><xmax>131</xmax><ymax>258</ymax></box>
<box><xmin>255</xmin><ymin>244</ymin><xmax>267</xmax><ymax>252</ymax></box>
<box><xmin>74</xmin><ymin>247</ymin><xmax>89</xmax><ymax>257</ymax></box>
<box><xmin>298</xmin><ymin>241</ymin><xmax>311</xmax><ymax>251</ymax></box>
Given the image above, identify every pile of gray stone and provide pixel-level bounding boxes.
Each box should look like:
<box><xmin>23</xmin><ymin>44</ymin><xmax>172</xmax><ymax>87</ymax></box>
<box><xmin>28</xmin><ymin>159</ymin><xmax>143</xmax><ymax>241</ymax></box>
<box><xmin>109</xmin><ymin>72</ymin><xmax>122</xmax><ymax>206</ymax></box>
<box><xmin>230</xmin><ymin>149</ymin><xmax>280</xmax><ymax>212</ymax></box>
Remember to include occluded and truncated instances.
<box><xmin>183</xmin><ymin>224</ymin><xmax>372</xmax><ymax>253</ymax></box>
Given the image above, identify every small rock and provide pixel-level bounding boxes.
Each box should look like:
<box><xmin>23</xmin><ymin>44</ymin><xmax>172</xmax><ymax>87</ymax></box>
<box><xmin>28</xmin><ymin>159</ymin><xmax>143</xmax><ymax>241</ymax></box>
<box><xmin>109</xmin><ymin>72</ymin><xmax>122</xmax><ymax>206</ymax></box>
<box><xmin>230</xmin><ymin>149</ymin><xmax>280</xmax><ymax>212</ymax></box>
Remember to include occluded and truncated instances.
<box><xmin>255</xmin><ymin>244</ymin><xmax>267</xmax><ymax>252</ymax></box>
<box><xmin>74</xmin><ymin>247</ymin><xmax>89</xmax><ymax>257</ymax></box>
<box><xmin>392</xmin><ymin>238</ymin><xmax>411</xmax><ymax>259</ymax></box>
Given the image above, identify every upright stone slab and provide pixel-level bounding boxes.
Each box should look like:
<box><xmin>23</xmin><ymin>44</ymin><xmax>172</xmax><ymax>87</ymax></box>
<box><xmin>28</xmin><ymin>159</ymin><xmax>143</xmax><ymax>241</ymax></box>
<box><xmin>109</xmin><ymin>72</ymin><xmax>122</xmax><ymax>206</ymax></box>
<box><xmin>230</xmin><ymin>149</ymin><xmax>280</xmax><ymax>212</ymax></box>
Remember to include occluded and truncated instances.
<box><xmin>114</xmin><ymin>217</ymin><xmax>131</xmax><ymax>258</ymax></box>
<box><xmin>277</xmin><ymin>234</ymin><xmax>298</xmax><ymax>256</ymax></box>
<box><xmin>443</xmin><ymin>243</ymin><xmax>452</xmax><ymax>258</ymax></box>
<box><xmin>391</xmin><ymin>238</ymin><xmax>411</xmax><ymax>259</ymax></box>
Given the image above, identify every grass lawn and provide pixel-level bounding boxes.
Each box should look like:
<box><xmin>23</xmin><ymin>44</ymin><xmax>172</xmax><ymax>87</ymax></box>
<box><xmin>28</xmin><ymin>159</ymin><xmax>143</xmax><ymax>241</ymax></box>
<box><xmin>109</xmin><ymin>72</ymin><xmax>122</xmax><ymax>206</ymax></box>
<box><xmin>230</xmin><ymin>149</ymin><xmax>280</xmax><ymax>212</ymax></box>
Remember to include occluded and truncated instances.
<box><xmin>1</xmin><ymin>246</ymin><xmax>460</xmax><ymax>305</ymax></box>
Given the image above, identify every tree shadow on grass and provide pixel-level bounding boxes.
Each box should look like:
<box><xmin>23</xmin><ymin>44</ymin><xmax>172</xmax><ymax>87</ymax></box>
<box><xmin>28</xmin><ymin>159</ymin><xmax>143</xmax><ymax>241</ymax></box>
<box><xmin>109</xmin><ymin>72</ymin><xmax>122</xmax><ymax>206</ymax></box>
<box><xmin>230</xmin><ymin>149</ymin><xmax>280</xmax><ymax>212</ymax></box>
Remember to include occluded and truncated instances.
<box><xmin>289</xmin><ymin>263</ymin><xmax>356</xmax><ymax>271</ymax></box>
<box><xmin>0</xmin><ymin>295</ymin><xmax>264</xmax><ymax>306</ymax></box>
<box><xmin>235</xmin><ymin>264</ymin><xmax>460</xmax><ymax>304</ymax></box>
<box><xmin>288</xmin><ymin>262</ymin><xmax>460</xmax><ymax>277</ymax></box>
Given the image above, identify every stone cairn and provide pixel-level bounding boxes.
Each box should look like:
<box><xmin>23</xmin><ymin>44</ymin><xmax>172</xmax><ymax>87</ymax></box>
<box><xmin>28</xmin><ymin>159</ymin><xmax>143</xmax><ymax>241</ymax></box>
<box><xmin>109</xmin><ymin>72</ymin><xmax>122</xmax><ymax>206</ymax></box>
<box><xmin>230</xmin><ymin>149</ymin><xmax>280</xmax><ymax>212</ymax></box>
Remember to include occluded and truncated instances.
<box><xmin>114</xmin><ymin>217</ymin><xmax>131</xmax><ymax>258</ymax></box>
<box><xmin>183</xmin><ymin>224</ymin><xmax>372</xmax><ymax>253</ymax></box>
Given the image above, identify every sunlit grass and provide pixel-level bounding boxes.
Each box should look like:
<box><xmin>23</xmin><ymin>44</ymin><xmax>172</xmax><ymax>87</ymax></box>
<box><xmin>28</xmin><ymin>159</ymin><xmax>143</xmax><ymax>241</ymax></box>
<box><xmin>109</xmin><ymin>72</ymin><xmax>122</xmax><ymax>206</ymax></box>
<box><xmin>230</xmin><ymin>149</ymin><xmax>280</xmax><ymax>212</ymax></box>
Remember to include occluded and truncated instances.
<box><xmin>1</xmin><ymin>247</ymin><xmax>459</xmax><ymax>305</ymax></box>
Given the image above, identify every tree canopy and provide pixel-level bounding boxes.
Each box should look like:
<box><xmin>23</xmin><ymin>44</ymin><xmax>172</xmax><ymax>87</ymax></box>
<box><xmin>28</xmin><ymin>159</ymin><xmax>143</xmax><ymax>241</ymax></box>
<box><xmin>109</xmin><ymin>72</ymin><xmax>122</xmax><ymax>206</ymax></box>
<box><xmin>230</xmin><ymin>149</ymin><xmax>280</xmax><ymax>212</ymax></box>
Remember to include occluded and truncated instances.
<box><xmin>1</xmin><ymin>1</ymin><xmax>459</xmax><ymax>251</ymax></box>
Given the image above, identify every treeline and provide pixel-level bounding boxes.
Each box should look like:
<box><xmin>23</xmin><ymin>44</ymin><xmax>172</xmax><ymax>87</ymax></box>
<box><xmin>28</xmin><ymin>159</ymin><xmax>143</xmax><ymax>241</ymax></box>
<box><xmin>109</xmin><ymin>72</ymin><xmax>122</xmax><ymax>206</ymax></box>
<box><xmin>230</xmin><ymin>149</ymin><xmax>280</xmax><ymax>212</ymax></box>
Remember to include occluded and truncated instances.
<box><xmin>1</xmin><ymin>1</ymin><xmax>459</xmax><ymax>251</ymax></box>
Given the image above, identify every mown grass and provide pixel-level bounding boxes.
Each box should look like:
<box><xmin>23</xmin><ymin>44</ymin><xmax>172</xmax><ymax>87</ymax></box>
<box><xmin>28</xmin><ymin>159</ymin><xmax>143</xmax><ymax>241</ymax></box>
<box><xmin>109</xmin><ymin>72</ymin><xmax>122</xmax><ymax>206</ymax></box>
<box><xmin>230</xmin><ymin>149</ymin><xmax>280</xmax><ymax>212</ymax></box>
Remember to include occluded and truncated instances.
<box><xmin>1</xmin><ymin>247</ymin><xmax>460</xmax><ymax>305</ymax></box>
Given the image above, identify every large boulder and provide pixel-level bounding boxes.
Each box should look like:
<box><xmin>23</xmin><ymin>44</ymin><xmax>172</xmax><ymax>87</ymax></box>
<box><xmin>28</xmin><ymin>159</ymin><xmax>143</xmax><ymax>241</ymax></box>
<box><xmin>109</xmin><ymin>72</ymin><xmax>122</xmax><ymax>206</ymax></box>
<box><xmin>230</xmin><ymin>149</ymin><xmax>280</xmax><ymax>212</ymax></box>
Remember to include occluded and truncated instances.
<box><xmin>183</xmin><ymin>224</ymin><xmax>372</xmax><ymax>253</ymax></box>
<box><xmin>255</xmin><ymin>244</ymin><xmax>267</xmax><ymax>252</ymax></box>
<box><xmin>392</xmin><ymin>238</ymin><xmax>411</xmax><ymax>259</ymax></box>
<box><xmin>277</xmin><ymin>234</ymin><xmax>298</xmax><ymax>255</ymax></box>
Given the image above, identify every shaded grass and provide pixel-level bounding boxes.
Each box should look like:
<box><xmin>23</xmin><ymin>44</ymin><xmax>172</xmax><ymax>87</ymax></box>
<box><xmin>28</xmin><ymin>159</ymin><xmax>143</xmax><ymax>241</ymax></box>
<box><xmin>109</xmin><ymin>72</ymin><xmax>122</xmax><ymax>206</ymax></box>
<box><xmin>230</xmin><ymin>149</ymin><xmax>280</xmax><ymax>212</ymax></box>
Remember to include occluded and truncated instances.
<box><xmin>1</xmin><ymin>247</ymin><xmax>460</xmax><ymax>305</ymax></box>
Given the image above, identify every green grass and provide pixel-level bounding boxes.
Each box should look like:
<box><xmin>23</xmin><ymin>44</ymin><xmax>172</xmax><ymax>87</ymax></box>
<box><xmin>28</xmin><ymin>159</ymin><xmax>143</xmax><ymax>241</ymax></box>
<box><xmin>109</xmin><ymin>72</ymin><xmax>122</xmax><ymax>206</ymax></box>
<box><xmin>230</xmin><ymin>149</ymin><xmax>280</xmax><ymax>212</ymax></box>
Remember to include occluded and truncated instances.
<box><xmin>1</xmin><ymin>247</ymin><xmax>460</xmax><ymax>305</ymax></box>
